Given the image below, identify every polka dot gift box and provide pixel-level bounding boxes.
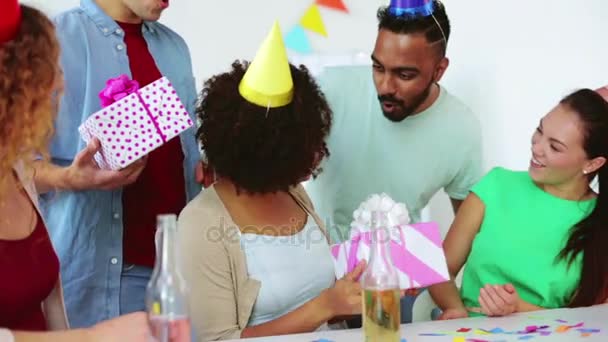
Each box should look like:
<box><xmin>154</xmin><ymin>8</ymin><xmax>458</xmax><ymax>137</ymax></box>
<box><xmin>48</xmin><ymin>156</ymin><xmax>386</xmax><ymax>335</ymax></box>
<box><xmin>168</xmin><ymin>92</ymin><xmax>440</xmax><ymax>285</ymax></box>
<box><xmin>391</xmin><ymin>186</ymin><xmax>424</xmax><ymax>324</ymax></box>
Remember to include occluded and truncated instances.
<box><xmin>79</xmin><ymin>75</ymin><xmax>194</xmax><ymax>170</ymax></box>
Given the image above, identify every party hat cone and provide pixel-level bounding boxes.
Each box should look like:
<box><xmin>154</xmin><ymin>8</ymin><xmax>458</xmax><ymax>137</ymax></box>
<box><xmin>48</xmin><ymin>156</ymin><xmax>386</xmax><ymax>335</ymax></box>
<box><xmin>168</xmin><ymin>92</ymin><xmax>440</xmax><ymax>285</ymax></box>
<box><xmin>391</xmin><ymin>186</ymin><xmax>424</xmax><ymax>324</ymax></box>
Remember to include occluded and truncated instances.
<box><xmin>239</xmin><ymin>21</ymin><xmax>294</xmax><ymax>108</ymax></box>
<box><xmin>389</xmin><ymin>0</ymin><xmax>435</xmax><ymax>17</ymax></box>
<box><xmin>0</xmin><ymin>0</ymin><xmax>22</xmax><ymax>44</ymax></box>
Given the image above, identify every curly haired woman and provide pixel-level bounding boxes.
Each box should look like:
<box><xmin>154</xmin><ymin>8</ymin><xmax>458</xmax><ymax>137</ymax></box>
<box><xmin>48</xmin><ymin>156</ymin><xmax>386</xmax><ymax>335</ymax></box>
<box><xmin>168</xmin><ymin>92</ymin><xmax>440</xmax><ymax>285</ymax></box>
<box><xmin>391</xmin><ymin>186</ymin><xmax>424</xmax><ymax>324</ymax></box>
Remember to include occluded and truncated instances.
<box><xmin>178</xmin><ymin>25</ymin><xmax>366</xmax><ymax>341</ymax></box>
<box><xmin>0</xmin><ymin>2</ymin><xmax>153</xmax><ymax>341</ymax></box>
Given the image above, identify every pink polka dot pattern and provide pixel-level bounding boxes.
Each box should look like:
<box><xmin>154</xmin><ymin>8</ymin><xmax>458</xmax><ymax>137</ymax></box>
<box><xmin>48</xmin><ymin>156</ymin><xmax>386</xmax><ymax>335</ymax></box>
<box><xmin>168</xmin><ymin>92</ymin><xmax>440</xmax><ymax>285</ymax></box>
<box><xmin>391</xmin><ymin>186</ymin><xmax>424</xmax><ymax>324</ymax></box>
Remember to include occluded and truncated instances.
<box><xmin>78</xmin><ymin>76</ymin><xmax>194</xmax><ymax>170</ymax></box>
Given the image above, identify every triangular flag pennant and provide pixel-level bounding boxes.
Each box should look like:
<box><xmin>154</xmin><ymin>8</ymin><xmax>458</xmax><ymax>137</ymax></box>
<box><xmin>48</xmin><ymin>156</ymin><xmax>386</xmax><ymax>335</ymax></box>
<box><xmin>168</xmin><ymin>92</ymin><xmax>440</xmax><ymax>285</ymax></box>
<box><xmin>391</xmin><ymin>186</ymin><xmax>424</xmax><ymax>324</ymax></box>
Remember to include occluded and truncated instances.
<box><xmin>284</xmin><ymin>25</ymin><xmax>313</xmax><ymax>54</ymax></box>
<box><xmin>316</xmin><ymin>0</ymin><xmax>349</xmax><ymax>13</ymax></box>
<box><xmin>300</xmin><ymin>4</ymin><xmax>327</xmax><ymax>37</ymax></box>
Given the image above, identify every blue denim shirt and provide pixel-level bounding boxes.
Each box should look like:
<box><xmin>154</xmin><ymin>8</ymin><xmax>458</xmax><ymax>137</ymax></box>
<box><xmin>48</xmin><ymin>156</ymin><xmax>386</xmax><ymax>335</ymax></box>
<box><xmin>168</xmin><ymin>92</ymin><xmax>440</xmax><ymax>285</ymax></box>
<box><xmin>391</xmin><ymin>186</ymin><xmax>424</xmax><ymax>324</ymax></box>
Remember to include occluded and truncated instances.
<box><xmin>40</xmin><ymin>0</ymin><xmax>201</xmax><ymax>328</ymax></box>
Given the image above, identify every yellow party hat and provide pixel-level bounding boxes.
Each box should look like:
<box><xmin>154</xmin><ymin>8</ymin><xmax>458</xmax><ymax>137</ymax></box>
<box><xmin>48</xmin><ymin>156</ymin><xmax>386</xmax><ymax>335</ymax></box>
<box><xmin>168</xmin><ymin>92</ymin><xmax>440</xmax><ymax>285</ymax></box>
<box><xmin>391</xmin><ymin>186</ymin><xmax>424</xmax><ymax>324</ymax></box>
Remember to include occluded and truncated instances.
<box><xmin>239</xmin><ymin>21</ymin><xmax>294</xmax><ymax>108</ymax></box>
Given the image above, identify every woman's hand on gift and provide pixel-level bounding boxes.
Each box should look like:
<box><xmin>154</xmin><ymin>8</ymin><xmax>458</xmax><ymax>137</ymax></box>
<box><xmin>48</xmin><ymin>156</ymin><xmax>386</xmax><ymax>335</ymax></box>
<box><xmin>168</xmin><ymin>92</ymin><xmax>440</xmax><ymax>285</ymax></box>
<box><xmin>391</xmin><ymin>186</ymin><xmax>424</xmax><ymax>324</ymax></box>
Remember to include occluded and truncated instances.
<box><xmin>473</xmin><ymin>283</ymin><xmax>520</xmax><ymax>317</ymax></box>
<box><xmin>323</xmin><ymin>260</ymin><xmax>366</xmax><ymax>317</ymax></box>
<box><xmin>66</xmin><ymin>138</ymin><xmax>147</xmax><ymax>191</ymax></box>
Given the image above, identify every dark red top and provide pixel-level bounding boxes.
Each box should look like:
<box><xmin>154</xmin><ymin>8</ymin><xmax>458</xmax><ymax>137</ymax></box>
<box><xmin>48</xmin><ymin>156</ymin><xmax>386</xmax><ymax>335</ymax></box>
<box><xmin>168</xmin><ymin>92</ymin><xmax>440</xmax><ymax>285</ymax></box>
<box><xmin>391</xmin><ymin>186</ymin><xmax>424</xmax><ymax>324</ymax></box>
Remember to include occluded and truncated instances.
<box><xmin>118</xmin><ymin>22</ymin><xmax>187</xmax><ymax>268</ymax></box>
<box><xmin>0</xmin><ymin>209</ymin><xmax>60</xmax><ymax>331</ymax></box>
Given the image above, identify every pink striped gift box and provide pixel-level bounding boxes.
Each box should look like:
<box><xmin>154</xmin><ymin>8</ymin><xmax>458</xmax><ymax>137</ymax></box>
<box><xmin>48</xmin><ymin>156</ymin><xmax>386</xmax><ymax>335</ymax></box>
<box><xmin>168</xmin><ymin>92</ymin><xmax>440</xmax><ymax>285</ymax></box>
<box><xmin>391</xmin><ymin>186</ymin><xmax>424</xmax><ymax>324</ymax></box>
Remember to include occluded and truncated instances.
<box><xmin>330</xmin><ymin>222</ymin><xmax>450</xmax><ymax>289</ymax></box>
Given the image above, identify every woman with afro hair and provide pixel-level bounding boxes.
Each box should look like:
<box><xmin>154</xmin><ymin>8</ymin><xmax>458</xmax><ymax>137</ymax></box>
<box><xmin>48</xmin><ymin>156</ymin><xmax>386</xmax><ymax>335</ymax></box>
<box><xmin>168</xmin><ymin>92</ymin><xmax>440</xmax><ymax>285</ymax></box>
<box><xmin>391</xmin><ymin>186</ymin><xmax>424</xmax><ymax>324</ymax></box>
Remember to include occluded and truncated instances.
<box><xmin>178</xmin><ymin>23</ymin><xmax>366</xmax><ymax>341</ymax></box>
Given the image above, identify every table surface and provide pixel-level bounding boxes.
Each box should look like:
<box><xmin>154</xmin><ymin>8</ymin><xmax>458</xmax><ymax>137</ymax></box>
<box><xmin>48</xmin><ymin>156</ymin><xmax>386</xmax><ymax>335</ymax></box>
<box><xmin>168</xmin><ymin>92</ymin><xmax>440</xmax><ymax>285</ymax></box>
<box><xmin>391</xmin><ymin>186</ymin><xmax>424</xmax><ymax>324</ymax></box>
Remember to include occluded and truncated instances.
<box><xmin>224</xmin><ymin>304</ymin><xmax>608</xmax><ymax>342</ymax></box>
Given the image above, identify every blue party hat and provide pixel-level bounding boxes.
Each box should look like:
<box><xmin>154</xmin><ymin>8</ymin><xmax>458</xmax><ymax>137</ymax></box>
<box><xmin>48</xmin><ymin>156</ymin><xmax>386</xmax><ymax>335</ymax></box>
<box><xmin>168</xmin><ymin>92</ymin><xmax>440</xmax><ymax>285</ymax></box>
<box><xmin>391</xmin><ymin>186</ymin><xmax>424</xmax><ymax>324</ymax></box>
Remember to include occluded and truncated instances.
<box><xmin>389</xmin><ymin>0</ymin><xmax>434</xmax><ymax>18</ymax></box>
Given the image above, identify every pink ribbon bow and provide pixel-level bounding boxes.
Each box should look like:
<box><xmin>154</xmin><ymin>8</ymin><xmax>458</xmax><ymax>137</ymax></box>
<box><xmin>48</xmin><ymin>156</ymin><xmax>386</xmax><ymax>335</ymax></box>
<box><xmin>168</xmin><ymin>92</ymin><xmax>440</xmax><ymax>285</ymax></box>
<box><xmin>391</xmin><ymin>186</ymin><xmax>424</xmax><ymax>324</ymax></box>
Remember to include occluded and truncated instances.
<box><xmin>99</xmin><ymin>74</ymin><xmax>140</xmax><ymax>108</ymax></box>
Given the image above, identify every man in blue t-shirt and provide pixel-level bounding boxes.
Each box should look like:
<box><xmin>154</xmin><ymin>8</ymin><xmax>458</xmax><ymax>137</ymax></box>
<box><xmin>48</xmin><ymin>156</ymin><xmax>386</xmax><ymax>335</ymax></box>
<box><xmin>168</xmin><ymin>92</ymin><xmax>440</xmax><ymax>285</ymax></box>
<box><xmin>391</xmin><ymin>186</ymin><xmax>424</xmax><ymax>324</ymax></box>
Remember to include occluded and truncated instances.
<box><xmin>306</xmin><ymin>0</ymin><xmax>483</xmax><ymax>323</ymax></box>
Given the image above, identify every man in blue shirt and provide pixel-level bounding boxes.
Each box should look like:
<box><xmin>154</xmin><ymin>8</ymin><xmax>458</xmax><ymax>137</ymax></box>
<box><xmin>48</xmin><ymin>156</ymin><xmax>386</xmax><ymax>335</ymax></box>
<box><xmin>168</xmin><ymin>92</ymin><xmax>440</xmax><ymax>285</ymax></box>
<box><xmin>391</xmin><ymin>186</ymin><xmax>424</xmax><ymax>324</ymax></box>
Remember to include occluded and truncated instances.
<box><xmin>34</xmin><ymin>0</ymin><xmax>201</xmax><ymax>328</ymax></box>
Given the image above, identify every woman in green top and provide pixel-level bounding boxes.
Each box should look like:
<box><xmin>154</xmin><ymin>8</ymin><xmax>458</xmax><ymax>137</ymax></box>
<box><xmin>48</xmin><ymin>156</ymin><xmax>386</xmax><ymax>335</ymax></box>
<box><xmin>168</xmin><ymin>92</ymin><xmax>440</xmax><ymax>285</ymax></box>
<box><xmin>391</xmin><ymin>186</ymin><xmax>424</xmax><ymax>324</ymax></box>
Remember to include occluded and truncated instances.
<box><xmin>429</xmin><ymin>89</ymin><xmax>608</xmax><ymax>319</ymax></box>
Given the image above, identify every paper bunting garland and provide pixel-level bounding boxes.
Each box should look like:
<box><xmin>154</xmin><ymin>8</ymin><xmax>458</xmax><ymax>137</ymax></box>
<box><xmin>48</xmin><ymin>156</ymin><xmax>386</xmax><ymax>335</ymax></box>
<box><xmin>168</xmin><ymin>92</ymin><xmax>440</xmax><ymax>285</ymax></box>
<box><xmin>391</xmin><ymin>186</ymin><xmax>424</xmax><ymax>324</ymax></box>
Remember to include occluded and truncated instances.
<box><xmin>316</xmin><ymin>0</ymin><xmax>348</xmax><ymax>13</ymax></box>
<box><xmin>300</xmin><ymin>4</ymin><xmax>327</xmax><ymax>37</ymax></box>
<box><xmin>283</xmin><ymin>0</ymin><xmax>350</xmax><ymax>54</ymax></box>
<box><xmin>284</xmin><ymin>25</ymin><xmax>313</xmax><ymax>54</ymax></box>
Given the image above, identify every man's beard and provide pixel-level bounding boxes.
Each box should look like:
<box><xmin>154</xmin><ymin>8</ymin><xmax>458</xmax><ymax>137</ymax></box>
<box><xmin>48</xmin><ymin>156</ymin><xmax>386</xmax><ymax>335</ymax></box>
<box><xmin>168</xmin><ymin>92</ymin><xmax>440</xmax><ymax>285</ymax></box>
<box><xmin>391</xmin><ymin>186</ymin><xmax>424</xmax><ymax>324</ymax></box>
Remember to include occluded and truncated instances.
<box><xmin>378</xmin><ymin>81</ymin><xmax>435</xmax><ymax>122</ymax></box>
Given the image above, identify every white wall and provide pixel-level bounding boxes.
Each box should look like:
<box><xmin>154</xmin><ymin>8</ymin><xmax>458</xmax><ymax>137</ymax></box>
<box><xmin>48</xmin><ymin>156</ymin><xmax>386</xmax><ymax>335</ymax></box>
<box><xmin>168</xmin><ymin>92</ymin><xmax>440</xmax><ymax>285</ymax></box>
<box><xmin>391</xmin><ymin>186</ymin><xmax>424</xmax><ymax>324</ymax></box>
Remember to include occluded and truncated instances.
<box><xmin>26</xmin><ymin>0</ymin><xmax>608</xmax><ymax>233</ymax></box>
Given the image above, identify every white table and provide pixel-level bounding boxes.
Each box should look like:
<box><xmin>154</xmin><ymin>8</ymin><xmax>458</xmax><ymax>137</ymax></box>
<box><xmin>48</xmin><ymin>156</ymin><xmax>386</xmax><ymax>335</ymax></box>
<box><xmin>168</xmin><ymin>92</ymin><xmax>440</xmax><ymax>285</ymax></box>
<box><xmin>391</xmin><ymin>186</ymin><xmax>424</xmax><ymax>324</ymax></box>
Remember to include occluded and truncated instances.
<box><xmin>225</xmin><ymin>304</ymin><xmax>608</xmax><ymax>342</ymax></box>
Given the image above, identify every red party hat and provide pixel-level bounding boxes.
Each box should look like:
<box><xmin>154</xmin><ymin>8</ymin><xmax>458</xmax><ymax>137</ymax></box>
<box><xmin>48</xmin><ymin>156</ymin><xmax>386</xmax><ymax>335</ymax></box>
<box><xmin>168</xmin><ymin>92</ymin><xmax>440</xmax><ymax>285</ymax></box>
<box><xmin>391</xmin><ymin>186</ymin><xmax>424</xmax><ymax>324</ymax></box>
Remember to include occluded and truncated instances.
<box><xmin>0</xmin><ymin>0</ymin><xmax>22</xmax><ymax>44</ymax></box>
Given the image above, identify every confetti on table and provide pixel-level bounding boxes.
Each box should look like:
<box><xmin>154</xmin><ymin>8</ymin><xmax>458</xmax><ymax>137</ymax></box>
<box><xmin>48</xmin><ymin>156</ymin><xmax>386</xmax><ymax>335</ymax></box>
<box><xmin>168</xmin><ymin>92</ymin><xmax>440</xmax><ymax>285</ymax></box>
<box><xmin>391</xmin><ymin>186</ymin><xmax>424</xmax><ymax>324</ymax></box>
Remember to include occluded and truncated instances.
<box><xmin>418</xmin><ymin>321</ymin><xmax>600</xmax><ymax>340</ymax></box>
<box><xmin>474</xmin><ymin>329</ymin><xmax>491</xmax><ymax>335</ymax></box>
<box><xmin>523</xmin><ymin>325</ymin><xmax>549</xmax><ymax>333</ymax></box>
<box><xmin>312</xmin><ymin>339</ymin><xmax>334</xmax><ymax>342</ymax></box>
<box><xmin>400</xmin><ymin>339</ymin><xmax>407</xmax><ymax>342</ymax></box>
<box><xmin>556</xmin><ymin>319</ymin><xmax>568</xmax><ymax>323</ymax></box>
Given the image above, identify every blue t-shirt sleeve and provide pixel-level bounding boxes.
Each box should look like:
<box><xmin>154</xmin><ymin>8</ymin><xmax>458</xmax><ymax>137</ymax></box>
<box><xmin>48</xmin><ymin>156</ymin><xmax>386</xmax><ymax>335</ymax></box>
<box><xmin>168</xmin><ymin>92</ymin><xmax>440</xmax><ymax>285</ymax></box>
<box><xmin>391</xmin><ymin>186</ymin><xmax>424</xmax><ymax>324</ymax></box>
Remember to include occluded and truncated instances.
<box><xmin>444</xmin><ymin>139</ymin><xmax>483</xmax><ymax>199</ymax></box>
<box><xmin>444</xmin><ymin>108</ymin><xmax>483</xmax><ymax>200</ymax></box>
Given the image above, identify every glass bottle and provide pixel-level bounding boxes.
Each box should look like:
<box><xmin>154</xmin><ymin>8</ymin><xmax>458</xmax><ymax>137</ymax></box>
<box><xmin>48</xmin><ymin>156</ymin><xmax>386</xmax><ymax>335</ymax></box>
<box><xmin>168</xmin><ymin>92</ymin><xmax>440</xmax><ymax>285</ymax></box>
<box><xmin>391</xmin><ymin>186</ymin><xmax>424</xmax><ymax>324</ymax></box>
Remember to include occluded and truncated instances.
<box><xmin>361</xmin><ymin>211</ymin><xmax>401</xmax><ymax>342</ymax></box>
<box><xmin>145</xmin><ymin>214</ymin><xmax>191</xmax><ymax>342</ymax></box>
